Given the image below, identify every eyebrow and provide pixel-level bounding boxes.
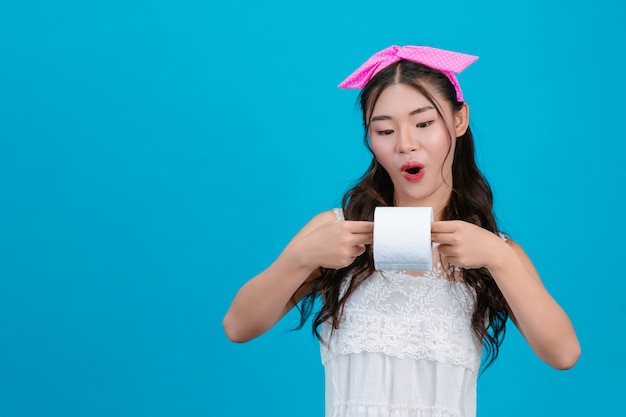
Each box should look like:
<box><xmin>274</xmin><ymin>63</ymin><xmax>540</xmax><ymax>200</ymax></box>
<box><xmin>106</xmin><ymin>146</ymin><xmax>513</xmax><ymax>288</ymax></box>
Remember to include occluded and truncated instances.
<box><xmin>370</xmin><ymin>106</ymin><xmax>435</xmax><ymax>122</ymax></box>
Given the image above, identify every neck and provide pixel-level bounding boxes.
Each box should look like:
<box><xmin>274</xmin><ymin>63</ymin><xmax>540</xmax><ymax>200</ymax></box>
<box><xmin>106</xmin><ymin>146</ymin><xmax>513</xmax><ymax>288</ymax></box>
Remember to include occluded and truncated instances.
<box><xmin>393</xmin><ymin>185</ymin><xmax>452</xmax><ymax>221</ymax></box>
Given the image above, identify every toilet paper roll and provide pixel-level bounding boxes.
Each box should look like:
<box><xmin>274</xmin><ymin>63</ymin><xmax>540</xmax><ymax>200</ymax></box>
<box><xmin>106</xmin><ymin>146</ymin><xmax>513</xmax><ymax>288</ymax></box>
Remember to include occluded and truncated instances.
<box><xmin>373</xmin><ymin>206</ymin><xmax>433</xmax><ymax>271</ymax></box>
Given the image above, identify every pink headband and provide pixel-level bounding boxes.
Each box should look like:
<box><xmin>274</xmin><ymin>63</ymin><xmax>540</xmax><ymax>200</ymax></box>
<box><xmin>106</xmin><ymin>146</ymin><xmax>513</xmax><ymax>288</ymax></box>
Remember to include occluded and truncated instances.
<box><xmin>338</xmin><ymin>45</ymin><xmax>478</xmax><ymax>102</ymax></box>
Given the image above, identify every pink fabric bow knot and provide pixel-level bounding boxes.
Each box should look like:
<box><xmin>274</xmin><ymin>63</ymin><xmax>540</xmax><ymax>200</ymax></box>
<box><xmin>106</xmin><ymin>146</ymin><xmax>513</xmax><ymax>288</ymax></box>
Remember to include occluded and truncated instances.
<box><xmin>338</xmin><ymin>45</ymin><xmax>478</xmax><ymax>102</ymax></box>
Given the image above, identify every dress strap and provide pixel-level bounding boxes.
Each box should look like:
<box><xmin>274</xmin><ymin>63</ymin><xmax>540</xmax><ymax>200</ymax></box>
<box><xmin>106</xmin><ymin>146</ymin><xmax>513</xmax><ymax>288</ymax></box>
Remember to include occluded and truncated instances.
<box><xmin>332</xmin><ymin>208</ymin><xmax>345</xmax><ymax>221</ymax></box>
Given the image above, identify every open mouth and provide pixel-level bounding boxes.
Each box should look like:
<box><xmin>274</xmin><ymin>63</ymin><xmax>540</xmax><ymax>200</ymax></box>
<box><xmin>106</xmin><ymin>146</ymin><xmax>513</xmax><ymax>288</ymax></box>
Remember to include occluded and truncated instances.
<box><xmin>401</xmin><ymin>162</ymin><xmax>425</xmax><ymax>181</ymax></box>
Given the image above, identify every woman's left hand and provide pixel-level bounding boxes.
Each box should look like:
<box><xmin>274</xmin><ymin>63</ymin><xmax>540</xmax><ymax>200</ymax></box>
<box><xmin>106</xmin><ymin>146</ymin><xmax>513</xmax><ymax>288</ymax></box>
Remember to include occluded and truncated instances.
<box><xmin>433</xmin><ymin>221</ymin><xmax>581</xmax><ymax>369</ymax></box>
<box><xmin>431</xmin><ymin>220</ymin><xmax>507</xmax><ymax>270</ymax></box>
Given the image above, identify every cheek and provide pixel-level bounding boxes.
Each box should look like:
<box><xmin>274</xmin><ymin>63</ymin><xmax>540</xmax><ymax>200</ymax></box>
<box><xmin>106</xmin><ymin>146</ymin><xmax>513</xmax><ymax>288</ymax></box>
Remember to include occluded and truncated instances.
<box><xmin>437</xmin><ymin>139</ymin><xmax>455</xmax><ymax>171</ymax></box>
<box><xmin>370</xmin><ymin>137</ymin><xmax>394</xmax><ymax>161</ymax></box>
<box><xmin>425</xmin><ymin>130</ymin><xmax>454</xmax><ymax>164</ymax></box>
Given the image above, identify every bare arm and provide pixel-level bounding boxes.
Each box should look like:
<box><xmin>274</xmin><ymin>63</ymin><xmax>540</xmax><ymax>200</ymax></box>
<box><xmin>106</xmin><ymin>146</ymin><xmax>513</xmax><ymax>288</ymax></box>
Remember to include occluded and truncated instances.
<box><xmin>222</xmin><ymin>210</ymin><xmax>373</xmax><ymax>343</ymax></box>
<box><xmin>487</xmin><ymin>239</ymin><xmax>580</xmax><ymax>369</ymax></box>
<box><xmin>432</xmin><ymin>221</ymin><xmax>580</xmax><ymax>369</ymax></box>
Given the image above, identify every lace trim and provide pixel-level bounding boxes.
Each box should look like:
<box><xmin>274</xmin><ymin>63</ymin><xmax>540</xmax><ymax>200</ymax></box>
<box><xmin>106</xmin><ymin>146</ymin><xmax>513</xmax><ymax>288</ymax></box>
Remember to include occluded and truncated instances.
<box><xmin>320</xmin><ymin>312</ymin><xmax>482</xmax><ymax>371</ymax></box>
<box><xmin>329</xmin><ymin>402</ymin><xmax>461</xmax><ymax>417</ymax></box>
<box><xmin>339</xmin><ymin>268</ymin><xmax>477</xmax><ymax>318</ymax></box>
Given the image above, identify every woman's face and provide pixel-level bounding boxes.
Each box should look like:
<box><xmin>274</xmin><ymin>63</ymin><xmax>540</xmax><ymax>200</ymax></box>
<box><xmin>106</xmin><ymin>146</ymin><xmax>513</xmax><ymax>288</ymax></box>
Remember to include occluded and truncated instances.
<box><xmin>368</xmin><ymin>82</ymin><xmax>468</xmax><ymax>212</ymax></box>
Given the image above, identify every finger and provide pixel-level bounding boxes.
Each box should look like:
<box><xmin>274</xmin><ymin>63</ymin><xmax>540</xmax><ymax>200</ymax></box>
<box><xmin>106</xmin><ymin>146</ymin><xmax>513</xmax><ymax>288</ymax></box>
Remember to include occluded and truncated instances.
<box><xmin>443</xmin><ymin>256</ymin><xmax>460</xmax><ymax>267</ymax></box>
<box><xmin>352</xmin><ymin>233</ymin><xmax>373</xmax><ymax>245</ymax></box>
<box><xmin>436</xmin><ymin>243</ymin><xmax>456</xmax><ymax>257</ymax></box>
<box><xmin>341</xmin><ymin>244</ymin><xmax>366</xmax><ymax>263</ymax></box>
<box><xmin>354</xmin><ymin>244</ymin><xmax>367</xmax><ymax>256</ymax></box>
<box><xmin>430</xmin><ymin>220</ymin><xmax>459</xmax><ymax>233</ymax></box>
<box><xmin>431</xmin><ymin>232</ymin><xmax>457</xmax><ymax>245</ymax></box>
<box><xmin>438</xmin><ymin>250</ymin><xmax>462</xmax><ymax>268</ymax></box>
<box><xmin>344</xmin><ymin>221</ymin><xmax>375</xmax><ymax>234</ymax></box>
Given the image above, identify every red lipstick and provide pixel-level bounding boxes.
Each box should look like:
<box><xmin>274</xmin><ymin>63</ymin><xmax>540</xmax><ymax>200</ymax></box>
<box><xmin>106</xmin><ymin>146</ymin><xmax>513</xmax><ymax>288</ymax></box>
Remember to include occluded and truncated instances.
<box><xmin>401</xmin><ymin>161</ymin><xmax>425</xmax><ymax>182</ymax></box>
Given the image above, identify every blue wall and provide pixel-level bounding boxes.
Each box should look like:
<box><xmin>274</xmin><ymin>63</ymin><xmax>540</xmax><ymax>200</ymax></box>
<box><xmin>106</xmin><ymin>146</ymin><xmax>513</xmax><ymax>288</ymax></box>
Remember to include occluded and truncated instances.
<box><xmin>1</xmin><ymin>1</ymin><xmax>624</xmax><ymax>416</ymax></box>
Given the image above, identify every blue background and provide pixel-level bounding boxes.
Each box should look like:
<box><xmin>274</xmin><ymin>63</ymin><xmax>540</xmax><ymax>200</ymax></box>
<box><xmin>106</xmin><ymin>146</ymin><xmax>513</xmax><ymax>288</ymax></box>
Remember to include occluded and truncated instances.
<box><xmin>1</xmin><ymin>0</ymin><xmax>624</xmax><ymax>416</ymax></box>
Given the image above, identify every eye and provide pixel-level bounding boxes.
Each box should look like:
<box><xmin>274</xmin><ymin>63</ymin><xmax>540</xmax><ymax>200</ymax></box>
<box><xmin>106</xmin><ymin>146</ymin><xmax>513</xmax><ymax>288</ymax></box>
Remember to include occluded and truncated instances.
<box><xmin>416</xmin><ymin>121</ymin><xmax>433</xmax><ymax>128</ymax></box>
<box><xmin>375</xmin><ymin>129</ymin><xmax>394</xmax><ymax>136</ymax></box>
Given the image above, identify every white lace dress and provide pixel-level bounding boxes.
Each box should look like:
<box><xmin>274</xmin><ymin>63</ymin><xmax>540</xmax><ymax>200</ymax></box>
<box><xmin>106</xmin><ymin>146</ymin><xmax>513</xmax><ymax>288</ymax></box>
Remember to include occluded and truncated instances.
<box><xmin>320</xmin><ymin>209</ymin><xmax>483</xmax><ymax>417</ymax></box>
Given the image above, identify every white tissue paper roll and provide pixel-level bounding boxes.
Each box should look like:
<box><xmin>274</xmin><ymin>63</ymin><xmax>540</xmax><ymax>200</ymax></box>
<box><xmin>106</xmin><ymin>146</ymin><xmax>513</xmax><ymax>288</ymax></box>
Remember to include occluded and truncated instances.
<box><xmin>373</xmin><ymin>206</ymin><xmax>433</xmax><ymax>271</ymax></box>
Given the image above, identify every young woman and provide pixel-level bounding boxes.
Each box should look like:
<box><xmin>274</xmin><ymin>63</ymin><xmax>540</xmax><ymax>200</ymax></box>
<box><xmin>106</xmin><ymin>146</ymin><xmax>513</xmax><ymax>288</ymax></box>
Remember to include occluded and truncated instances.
<box><xmin>223</xmin><ymin>45</ymin><xmax>580</xmax><ymax>417</ymax></box>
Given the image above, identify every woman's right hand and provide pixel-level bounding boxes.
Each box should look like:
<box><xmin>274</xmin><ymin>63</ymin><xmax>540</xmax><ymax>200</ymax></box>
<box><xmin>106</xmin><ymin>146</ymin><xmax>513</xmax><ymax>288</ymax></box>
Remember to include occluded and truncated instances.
<box><xmin>289</xmin><ymin>219</ymin><xmax>374</xmax><ymax>270</ymax></box>
<box><xmin>223</xmin><ymin>211</ymin><xmax>373</xmax><ymax>343</ymax></box>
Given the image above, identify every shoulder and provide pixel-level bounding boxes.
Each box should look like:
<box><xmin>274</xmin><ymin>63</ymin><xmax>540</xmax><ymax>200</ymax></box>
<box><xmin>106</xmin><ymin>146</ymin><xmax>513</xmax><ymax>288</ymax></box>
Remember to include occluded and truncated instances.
<box><xmin>288</xmin><ymin>210</ymin><xmax>340</xmax><ymax>244</ymax></box>
<box><xmin>497</xmin><ymin>233</ymin><xmax>526</xmax><ymax>258</ymax></box>
<box><xmin>499</xmin><ymin>237</ymin><xmax>542</xmax><ymax>282</ymax></box>
<box><xmin>311</xmin><ymin>209</ymin><xmax>342</xmax><ymax>224</ymax></box>
<box><xmin>498</xmin><ymin>233</ymin><xmax>523</xmax><ymax>254</ymax></box>
<box><xmin>505</xmin><ymin>238</ymin><xmax>532</xmax><ymax>264</ymax></box>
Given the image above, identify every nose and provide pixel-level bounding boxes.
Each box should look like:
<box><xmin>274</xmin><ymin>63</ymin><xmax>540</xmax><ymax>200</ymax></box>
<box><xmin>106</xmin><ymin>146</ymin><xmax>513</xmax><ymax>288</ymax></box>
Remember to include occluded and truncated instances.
<box><xmin>396</xmin><ymin>127</ymin><xmax>420</xmax><ymax>154</ymax></box>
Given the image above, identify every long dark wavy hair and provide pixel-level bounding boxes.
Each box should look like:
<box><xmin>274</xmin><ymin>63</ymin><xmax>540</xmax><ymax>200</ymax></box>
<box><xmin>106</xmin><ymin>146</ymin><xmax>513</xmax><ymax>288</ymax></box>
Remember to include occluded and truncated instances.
<box><xmin>296</xmin><ymin>60</ymin><xmax>509</xmax><ymax>371</ymax></box>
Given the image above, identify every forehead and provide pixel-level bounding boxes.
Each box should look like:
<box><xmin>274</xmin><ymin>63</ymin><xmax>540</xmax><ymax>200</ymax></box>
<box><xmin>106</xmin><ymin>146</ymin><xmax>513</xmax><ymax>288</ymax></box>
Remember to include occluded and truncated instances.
<box><xmin>376</xmin><ymin>83</ymin><xmax>428</xmax><ymax>103</ymax></box>
<box><xmin>369</xmin><ymin>83</ymin><xmax>438</xmax><ymax>116</ymax></box>
<box><xmin>368</xmin><ymin>80</ymin><xmax>452</xmax><ymax>117</ymax></box>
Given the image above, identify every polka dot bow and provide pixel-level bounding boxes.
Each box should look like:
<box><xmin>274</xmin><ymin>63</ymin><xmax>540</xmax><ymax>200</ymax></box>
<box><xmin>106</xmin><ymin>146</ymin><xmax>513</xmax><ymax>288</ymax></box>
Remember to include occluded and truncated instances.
<box><xmin>338</xmin><ymin>45</ymin><xmax>478</xmax><ymax>102</ymax></box>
